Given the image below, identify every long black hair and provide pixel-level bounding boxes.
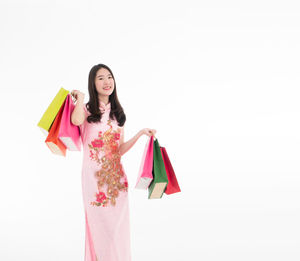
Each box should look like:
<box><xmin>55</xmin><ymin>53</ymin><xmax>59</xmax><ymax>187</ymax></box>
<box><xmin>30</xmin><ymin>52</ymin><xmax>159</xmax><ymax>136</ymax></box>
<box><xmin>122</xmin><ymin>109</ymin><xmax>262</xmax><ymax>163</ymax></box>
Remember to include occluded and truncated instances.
<box><xmin>85</xmin><ymin>63</ymin><xmax>126</xmax><ymax>127</ymax></box>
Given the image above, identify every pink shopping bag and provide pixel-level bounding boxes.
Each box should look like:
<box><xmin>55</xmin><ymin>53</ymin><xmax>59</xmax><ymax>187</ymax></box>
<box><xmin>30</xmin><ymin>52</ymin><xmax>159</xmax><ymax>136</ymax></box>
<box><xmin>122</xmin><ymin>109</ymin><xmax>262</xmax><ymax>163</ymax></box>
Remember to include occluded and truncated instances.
<box><xmin>135</xmin><ymin>135</ymin><xmax>154</xmax><ymax>189</ymax></box>
<box><xmin>58</xmin><ymin>94</ymin><xmax>82</xmax><ymax>151</ymax></box>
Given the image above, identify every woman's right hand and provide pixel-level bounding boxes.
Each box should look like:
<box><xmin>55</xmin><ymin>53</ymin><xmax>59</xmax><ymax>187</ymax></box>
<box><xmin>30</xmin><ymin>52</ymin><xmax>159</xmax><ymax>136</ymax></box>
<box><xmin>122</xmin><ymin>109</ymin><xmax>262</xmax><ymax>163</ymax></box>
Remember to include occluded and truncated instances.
<box><xmin>71</xmin><ymin>90</ymin><xmax>85</xmax><ymax>101</ymax></box>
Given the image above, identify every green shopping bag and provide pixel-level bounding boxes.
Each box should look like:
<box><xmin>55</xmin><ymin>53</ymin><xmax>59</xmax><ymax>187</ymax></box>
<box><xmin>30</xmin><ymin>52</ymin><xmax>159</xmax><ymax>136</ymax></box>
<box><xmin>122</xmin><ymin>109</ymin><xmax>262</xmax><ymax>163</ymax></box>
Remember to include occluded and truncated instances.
<box><xmin>148</xmin><ymin>138</ymin><xmax>168</xmax><ymax>199</ymax></box>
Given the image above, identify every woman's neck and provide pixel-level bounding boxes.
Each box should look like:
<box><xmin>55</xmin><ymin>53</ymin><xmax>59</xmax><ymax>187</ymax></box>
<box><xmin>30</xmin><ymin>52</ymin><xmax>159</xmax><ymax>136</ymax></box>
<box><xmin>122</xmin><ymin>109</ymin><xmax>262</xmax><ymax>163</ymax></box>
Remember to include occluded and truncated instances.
<box><xmin>98</xmin><ymin>96</ymin><xmax>109</xmax><ymax>105</ymax></box>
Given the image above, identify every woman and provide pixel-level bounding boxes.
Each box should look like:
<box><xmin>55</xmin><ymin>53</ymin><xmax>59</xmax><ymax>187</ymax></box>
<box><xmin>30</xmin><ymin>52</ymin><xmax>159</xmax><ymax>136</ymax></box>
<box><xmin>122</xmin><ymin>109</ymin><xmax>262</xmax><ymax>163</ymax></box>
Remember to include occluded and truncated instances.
<box><xmin>71</xmin><ymin>63</ymin><xmax>156</xmax><ymax>261</ymax></box>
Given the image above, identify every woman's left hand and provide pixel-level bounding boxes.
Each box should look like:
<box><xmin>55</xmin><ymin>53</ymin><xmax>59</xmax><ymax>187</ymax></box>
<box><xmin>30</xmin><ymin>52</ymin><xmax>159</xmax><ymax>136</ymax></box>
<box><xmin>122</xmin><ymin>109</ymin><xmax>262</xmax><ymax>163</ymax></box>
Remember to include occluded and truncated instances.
<box><xmin>141</xmin><ymin>128</ymin><xmax>157</xmax><ymax>138</ymax></box>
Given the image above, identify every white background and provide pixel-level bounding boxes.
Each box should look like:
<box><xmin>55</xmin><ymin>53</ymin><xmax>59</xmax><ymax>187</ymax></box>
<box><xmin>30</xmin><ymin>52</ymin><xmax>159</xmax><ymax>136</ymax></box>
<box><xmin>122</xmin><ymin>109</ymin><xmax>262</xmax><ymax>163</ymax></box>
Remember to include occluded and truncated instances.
<box><xmin>1</xmin><ymin>0</ymin><xmax>300</xmax><ymax>260</ymax></box>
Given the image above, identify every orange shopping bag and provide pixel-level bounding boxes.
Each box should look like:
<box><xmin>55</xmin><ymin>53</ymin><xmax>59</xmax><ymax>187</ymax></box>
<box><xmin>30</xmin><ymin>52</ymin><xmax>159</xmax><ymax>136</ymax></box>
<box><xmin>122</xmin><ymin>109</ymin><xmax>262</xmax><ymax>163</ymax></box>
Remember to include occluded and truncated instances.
<box><xmin>45</xmin><ymin>98</ymin><xmax>67</xmax><ymax>156</ymax></box>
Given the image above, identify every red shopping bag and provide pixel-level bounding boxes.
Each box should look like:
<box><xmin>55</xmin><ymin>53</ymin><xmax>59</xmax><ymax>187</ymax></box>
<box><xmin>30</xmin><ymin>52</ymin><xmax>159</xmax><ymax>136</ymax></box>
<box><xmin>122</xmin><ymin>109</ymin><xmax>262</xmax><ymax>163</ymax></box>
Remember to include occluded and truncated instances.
<box><xmin>160</xmin><ymin>146</ymin><xmax>181</xmax><ymax>195</ymax></box>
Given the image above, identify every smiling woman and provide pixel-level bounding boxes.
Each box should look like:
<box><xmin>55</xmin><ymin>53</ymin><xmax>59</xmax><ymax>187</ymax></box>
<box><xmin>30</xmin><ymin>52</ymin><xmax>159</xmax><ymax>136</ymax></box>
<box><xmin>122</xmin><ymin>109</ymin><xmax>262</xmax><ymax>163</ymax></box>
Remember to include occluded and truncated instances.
<box><xmin>71</xmin><ymin>63</ymin><xmax>157</xmax><ymax>261</ymax></box>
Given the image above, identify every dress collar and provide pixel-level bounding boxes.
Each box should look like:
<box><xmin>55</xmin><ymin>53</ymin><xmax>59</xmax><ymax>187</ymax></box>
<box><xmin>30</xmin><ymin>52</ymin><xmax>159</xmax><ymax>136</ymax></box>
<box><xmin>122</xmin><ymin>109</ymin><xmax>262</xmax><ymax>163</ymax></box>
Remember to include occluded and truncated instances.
<box><xmin>99</xmin><ymin>101</ymin><xmax>111</xmax><ymax>113</ymax></box>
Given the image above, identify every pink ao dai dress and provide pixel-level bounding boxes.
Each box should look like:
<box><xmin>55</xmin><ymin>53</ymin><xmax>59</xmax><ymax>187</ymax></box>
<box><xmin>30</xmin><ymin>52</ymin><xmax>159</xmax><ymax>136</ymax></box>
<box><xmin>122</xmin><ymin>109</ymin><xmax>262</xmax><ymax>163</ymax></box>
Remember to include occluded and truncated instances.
<box><xmin>79</xmin><ymin>100</ymin><xmax>132</xmax><ymax>261</ymax></box>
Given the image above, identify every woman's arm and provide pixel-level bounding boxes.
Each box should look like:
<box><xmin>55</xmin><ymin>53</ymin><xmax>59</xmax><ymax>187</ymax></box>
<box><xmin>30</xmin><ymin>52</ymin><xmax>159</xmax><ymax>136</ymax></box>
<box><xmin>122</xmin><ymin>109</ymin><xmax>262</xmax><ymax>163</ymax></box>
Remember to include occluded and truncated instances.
<box><xmin>119</xmin><ymin>130</ymin><xmax>143</xmax><ymax>156</ymax></box>
<box><xmin>70</xmin><ymin>90</ymin><xmax>85</xmax><ymax>126</ymax></box>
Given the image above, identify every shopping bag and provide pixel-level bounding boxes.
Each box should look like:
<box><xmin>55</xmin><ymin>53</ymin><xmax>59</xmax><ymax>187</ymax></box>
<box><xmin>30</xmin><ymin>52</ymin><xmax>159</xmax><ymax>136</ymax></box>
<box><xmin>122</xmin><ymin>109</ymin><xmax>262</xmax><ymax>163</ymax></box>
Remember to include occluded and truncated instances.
<box><xmin>58</xmin><ymin>94</ymin><xmax>81</xmax><ymax>151</ymax></box>
<box><xmin>148</xmin><ymin>138</ymin><xmax>168</xmax><ymax>199</ymax></box>
<box><xmin>45</xmin><ymin>98</ymin><xmax>67</xmax><ymax>156</ymax></box>
<box><xmin>160</xmin><ymin>147</ymin><xmax>181</xmax><ymax>195</ymax></box>
<box><xmin>37</xmin><ymin>87</ymin><xmax>69</xmax><ymax>135</ymax></box>
<box><xmin>135</xmin><ymin>135</ymin><xmax>154</xmax><ymax>189</ymax></box>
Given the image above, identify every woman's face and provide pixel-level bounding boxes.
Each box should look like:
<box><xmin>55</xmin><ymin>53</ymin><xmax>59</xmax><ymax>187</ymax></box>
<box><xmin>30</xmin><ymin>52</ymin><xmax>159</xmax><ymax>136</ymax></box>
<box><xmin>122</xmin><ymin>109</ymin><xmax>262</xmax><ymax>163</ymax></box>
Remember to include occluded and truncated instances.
<box><xmin>94</xmin><ymin>68</ymin><xmax>115</xmax><ymax>97</ymax></box>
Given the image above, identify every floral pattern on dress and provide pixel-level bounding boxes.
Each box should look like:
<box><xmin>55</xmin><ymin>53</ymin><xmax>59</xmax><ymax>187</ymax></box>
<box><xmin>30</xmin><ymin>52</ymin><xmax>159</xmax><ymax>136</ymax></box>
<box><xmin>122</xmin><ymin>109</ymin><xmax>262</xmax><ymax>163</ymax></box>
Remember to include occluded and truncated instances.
<box><xmin>88</xmin><ymin>119</ymin><xmax>128</xmax><ymax>207</ymax></box>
